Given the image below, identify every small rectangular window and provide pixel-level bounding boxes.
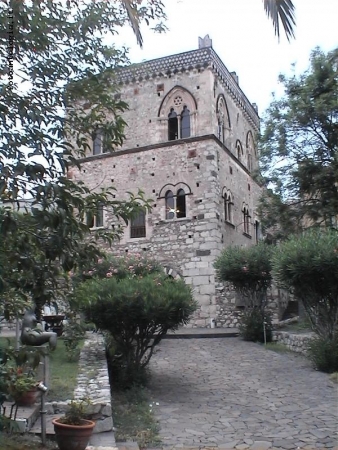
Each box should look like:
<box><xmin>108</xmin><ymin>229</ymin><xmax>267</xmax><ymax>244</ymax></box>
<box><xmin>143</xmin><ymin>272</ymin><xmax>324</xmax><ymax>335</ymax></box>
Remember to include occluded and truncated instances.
<box><xmin>87</xmin><ymin>205</ymin><xmax>104</xmax><ymax>228</ymax></box>
<box><xmin>130</xmin><ymin>209</ymin><xmax>146</xmax><ymax>238</ymax></box>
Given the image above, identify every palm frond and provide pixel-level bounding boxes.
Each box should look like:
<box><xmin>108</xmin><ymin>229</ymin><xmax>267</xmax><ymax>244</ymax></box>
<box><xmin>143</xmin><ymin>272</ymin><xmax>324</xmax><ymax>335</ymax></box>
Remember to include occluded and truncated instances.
<box><xmin>263</xmin><ymin>0</ymin><xmax>296</xmax><ymax>41</ymax></box>
<box><xmin>121</xmin><ymin>0</ymin><xmax>143</xmax><ymax>48</ymax></box>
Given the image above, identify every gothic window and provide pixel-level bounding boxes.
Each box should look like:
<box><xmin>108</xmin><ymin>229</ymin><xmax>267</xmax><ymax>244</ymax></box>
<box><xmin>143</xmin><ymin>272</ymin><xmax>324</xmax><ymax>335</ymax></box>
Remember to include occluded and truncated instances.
<box><xmin>223</xmin><ymin>192</ymin><xmax>233</xmax><ymax>223</ymax></box>
<box><xmin>180</xmin><ymin>106</ymin><xmax>191</xmax><ymax>138</ymax></box>
<box><xmin>130</xmin><ymin>209</ymin><xmax>146</xmax><ymax>238</ymax></box>
<box><xmin>168</xmin><ymin>109</ymin><xmax>178</xmax><ymax>141</ymax></box>
<box><xmin>246</xmin><ymin>131</ymin><xmax>255</xmax><ymax>171</ymax></box>
<box><xmin>236</xmin><ymin>141</ymin><xmax>243</xmax><ymax>161</ymax></box>
<box><xmin>248</xmin><ymin>153</ymin><xmax>253</xmax><ymax>171</ymax></box>
<box><xmin>243</xmin><ymin>206</ymin><xmax>251</xmax><ymax>235</ymax></box>
<box><xmin>165</xmin><ymin>189</ymin><xmax>186</xmax><ymax>220</ymax></box>
<box><xmin>255</xmin><ymin>220</ymin><xmax>261</xmax><ymax>243</ymax></box>
<box><xmin>216</xmin><ymin>95</ymin><xmax>230</xmax><ymax>144</ymax></box>
<box><xmin>87</xmin><ymin>205</ymin><xmax>104</xmax><ymax>228</ymax></box>
<box><xmin>176</xmin><ymin>189</ymin><xmax>186</xmax><ymax>218</ymax></box>
<box><xmin>92</xmin><ymin>129</ymin><xmax>106</xmax><ymax>155</ymax></box>
<box><xmin>165</xmin><ymin>190</ymin><xmax>175</xmax><ymax>219</ymax></box>
<box><xmin>158</xmin><ymin>86</ymin><xmax>197</xmax><ymax>142</ymax></box>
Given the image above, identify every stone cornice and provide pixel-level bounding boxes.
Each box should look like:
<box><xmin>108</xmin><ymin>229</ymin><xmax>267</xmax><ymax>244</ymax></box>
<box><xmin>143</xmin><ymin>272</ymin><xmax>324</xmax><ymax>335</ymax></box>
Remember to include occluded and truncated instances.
<box><xmin>114</xmin><ymin>47</ymin><xmax>260</xmax><ymax>131</ymax></box>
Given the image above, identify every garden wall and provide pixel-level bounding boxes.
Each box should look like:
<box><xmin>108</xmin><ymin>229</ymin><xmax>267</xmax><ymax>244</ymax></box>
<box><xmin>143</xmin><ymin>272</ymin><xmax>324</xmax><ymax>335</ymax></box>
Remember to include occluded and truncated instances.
<box><xmin>272</xmin><ymin>330</ymin><xmax>314</xmax><ymax>354</ymax></box>
<box><xmin>47</xmin><ymin>333</ymin><xmax>113</xmax><ymax>434</ymax></box>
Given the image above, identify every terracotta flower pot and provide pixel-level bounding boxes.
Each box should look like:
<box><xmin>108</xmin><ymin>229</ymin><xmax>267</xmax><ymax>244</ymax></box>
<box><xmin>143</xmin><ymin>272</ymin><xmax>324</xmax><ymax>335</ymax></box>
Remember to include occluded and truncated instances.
<box><xmin>52</xmin><ymin>418</ymin><xmax>95</xmax><ymax>450</ymax></box>
<box><xmin>16</xmin><ymin>388</ymin><xmax>39</xmax><ymax>406</ymax></box>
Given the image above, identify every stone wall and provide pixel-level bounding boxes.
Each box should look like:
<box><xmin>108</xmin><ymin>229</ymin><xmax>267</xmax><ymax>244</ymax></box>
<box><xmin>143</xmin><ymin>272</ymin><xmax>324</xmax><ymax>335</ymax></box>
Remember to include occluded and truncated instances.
<box><xmin>46</xmin><ymin>333</ymin><xmax>113</xmax><ymax>434</ymax></box>
<box><xmin>73</xmin><ymin>41</ymin><xmax>264</xmax><ymax>327</ymax></box>
<box><xmin>272</xmin><ymin>331</ymin><xmax>314</xmax><ymax>354</ymax></box>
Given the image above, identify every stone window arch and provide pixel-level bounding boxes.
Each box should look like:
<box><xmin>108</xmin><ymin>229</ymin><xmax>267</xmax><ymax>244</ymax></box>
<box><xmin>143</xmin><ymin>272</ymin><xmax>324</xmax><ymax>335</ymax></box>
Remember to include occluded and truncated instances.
<box><xmin>222</xmin><ymin>187</ymin><xmax>233</xmax><ymax>223</ymax></box>
<box><xmin>242</xmin><ymin>204</ymin><xmax>251</xmax><ymax>235</ymax></box>
<box><xmin>246</xmin><ymin>131</ymin><xmax>255</xmax><ymax>171</ymax></box>
<box><xmin>236</xmin><ymin>140</ymin><xmax>243</xmax><ymax>162</ymax></box>
<box><xmin>216</xmin><ymin>95</ymin><xmax>230</xmax><ymax>144</ymax></box>
<box><xmin>159</xmin><ymin>182</ymin><xmax>192</xmax><ymax>220</ymax></box>
<box><xmin>158</xmin><ymin>86</ymin><xmax>197</xmax><ymax>141</ymax></box>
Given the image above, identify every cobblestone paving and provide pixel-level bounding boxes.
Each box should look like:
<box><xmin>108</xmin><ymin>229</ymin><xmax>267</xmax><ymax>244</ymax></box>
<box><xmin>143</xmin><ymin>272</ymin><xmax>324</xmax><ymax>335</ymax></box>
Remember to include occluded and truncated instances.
<box><xmin>148</xmin><ymin>338</ymin><xmax>338</xmax><ymax>450</ymax></box>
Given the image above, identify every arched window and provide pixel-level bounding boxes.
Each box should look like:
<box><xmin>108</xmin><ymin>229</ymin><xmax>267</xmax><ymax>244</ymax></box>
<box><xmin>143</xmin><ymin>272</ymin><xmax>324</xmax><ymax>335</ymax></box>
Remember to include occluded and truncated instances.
<box><xmin>180</xmin><ymin>106</ymin><xmax>191</xmax><ymax>138</ymax></box>
<box><xmin>243</xmin><ymin>206</ymin><xmax>251</xmax><ymax>235</ymax></box>
<box><xmin>247</xmin><ymin>153</ymin><xmax>252</xmax><ymax>171</ymax></box>
<box><xmin>168</xmin><ymin>109</ymin><xmax>178</xmax><ymax>141</ymax></box>
<box><xmin>165</xmin><ymin>190</ymin><xmax>175</xmax><ymax>219</ymax></box>
<box><xmin>87</xmin><ymin>204</ymin><xmax>104</xmax><ymax>228</ymax></box>
<box><xmin>130</xmin><ymin>209</ymin><xmax>146</xmax><ymax>238</ymax></box>
<box><xmin>158</xmin><ymin>86</ymin><xmax>197</xmax><ymax>142</ymax></box>
<box><xmin>246</xmin><ymin>131</ymin><xmax>255</xmax><ymax>171</ymax></box>
<box><xmin>176</xmin><ymin>189</ymin><xmax>186</xmax><ymax>218</ymax></box>
<box><xmin>216</xmin><ymin>96</ymin><xmax>230</xmax><ymax>145</ymax></box>
<box><xmin>165</xmin><ymin>189</ymin><xmax>186</xmax><ymax>220</ymax></box>
<box><xmin>224</xmin><ymin>193</ymin><xmax>233</xmax><ymax>223</ymax></box>
<box><xmin>93</xmin><ymin>129</ymin><xmax>103</xmax><ymax>155</ymax></box>
<box><xmin>236</xmin><ymin>141</ymin><xmax>243</xmax><ymax>161</ymax></box>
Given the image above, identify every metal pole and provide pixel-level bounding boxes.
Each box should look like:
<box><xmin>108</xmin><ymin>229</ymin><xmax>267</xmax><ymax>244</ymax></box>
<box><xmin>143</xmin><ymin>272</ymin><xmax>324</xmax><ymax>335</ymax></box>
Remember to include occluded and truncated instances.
<box><xmin>40</xmin><ymin>391</ymin><xmax>47</xmax><ymax>446</ymax></box>
<box><xmin>40</xmin><ymin>350</ymin><xmax>49</xmax><ymax>445</ymax></box>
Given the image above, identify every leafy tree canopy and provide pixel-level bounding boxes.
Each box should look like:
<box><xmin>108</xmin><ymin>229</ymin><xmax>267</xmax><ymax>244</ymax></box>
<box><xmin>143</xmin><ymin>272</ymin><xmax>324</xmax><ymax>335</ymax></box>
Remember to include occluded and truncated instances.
<box><xmin>0</xmin><ymin>0</ymin><xmax>165</xmax><ymax>316</ymax></box>
<box><xmin>258</xmin><ymin>47</ymin><xmax>338</xmax><ymax>240</ymax></box>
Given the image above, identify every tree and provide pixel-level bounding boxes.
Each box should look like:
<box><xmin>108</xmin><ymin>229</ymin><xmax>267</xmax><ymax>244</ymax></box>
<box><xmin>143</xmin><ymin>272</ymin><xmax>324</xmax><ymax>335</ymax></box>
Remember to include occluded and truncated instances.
<box><xmin>272</xmin><ymin>230</ymin><xmax>338</xmax><ymax>340</ymax></box>
<box><xmin>0</xmin><ymin>0</ymin><xmax>165</xmax><ymax>316</ymax></box>
<box><xmin>263</xmin><ymin>0</ymin><xmax>296</xmax><ymax>41</ymax></box>
<box><xmin>258</xmin><ymin>47</ymin><xmax>338</xmax><ymax>240</ymax></box>
<box><xmin>73</xmin><ymin>256</ymin><xmax>196</xmax><ymax>386</ymax></box>
<box><xmin>214</xmin><ymin>243</ymin><xmax>274</xmax><ymax>342</ymax></box>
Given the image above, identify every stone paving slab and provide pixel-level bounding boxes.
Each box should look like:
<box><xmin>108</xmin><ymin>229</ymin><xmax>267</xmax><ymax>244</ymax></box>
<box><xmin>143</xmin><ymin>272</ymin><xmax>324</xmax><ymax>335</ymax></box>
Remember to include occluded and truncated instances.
<box><xmin>147</xmin><ymin>338</ymin><xmax>338</xmax><ymax>450</ymax></box>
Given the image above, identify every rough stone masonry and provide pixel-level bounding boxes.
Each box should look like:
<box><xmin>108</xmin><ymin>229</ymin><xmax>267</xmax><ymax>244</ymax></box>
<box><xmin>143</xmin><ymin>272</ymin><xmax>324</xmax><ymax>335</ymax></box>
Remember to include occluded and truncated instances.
<box><xmin>73</xmin><ymin>35</ymin><xmax>266</xmax><ymax>327</ymax></box>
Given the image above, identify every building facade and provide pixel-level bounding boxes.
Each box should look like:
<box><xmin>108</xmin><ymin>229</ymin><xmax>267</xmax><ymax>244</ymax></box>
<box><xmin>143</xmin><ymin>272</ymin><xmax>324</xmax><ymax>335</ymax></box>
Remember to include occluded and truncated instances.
<box><xmin>73</xmin><ymin>36</ymin><xmax>263</xmax><ymax>327</ymax></box>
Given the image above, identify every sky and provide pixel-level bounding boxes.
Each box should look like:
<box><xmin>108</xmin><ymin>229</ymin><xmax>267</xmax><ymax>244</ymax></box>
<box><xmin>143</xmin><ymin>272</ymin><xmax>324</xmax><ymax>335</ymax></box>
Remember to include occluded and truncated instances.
<box><xmin>114</xmin><ymin>0</ymin><xmax>338</xmax><ymax>117</ymax></box>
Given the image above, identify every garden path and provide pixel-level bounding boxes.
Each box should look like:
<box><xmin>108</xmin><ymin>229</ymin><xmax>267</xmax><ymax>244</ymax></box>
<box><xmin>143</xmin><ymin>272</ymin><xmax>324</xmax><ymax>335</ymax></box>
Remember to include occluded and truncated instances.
<box><xmin>148</xmin><ymin>337</ymin><xmax>337</xmax><ymax>450</ymax></box>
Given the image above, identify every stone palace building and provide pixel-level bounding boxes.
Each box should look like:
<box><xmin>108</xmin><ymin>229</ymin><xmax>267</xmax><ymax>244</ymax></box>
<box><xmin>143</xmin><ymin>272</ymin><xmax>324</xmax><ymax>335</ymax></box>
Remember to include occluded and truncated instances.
<box><xmin>73</xmin><ymin>36</ymin><xmax>265</xmax><ymax>327</ymax></box>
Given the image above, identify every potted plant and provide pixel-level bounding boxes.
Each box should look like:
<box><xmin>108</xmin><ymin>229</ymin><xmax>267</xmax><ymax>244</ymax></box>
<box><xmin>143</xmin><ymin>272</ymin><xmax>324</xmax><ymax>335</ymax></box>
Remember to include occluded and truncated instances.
<box><xmin>6</xmin><ymin>367</ymin><xmax>39</xmax><ymax>406</ymax></box>
<box><xmin>52</xmin><ymin>399</ymin><xmax>95</xmax><ymax>450</ymax></box>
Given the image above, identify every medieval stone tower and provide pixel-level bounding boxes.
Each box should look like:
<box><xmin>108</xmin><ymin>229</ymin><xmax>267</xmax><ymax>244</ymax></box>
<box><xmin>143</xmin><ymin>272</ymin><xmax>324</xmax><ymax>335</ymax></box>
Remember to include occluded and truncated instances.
<box><xmin>73</xmin><ymin>36</ymin><xmax>262</xmax><ymax>327</ymax></box>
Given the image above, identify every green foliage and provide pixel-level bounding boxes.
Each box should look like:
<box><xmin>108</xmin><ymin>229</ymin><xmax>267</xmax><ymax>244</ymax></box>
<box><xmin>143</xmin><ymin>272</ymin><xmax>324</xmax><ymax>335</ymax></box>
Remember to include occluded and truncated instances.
<box><xmin>214</xmin><ymin>243</ymin><xmax>273</xmax><ymax>308</ymax></box>
<box><xmin>59</xmin><ymin>399</ymin><xmax>91</xmax><ymax>426</ymax></box>
<box><xmin>307</xmin><ymin>335</ymin><xmax>338</xmax><ymax>373</ymax></box>
<box><xmin>77</xmin><ymin>273</ymin><xmax>196</xmax><ymax>386</ymax></box>
<box><xmin>259</xmin><ymin>47</ymin><xmax>338</xmax><ymax>239</ymax></box>
<box><xmin>72</xmin><ymin>253</ymin><xmax>162</xmax><ymax>285</ymax></box>
<box><xmin>0</xmin><ymin>0</ymin><xmax>165</xmax><ymax>317</ymax></box>
<box><xmin>112</xmin><ymin>385</ymin><xmax>161</xmax><ymax>447</ymax></box>
<box><xmin>272</xmin><ymin>229</ymin><xmax>338</xmax><ymax>339</ymax></box>
<box><xmin>238</xmin><ymin>309</ymin><xmax>273</xmax><ymax>343</ymax></box>
<box><xmin>62</xmin><ymin>317</ymin><xmax>86</xmax><ymax>362</ymax></box>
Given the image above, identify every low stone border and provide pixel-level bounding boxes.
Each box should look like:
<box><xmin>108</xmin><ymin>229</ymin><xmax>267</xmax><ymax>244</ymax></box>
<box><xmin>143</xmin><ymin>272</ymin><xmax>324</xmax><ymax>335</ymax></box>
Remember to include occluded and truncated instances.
<box><xmin>272</xmin><ymin>330</ymin><xmax>315</xmax><ymax>354</ymax></box>
<box><xmin>46</xmin><ymin>333</ymin><xmax>113</xmax><ymax>434</ymax></box>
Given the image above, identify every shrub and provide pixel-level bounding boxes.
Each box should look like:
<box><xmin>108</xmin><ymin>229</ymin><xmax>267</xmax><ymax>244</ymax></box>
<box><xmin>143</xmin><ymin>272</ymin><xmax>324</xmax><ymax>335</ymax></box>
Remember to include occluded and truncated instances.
<box><xmin>272</xmin><ymin>229</ymin><xmax>338</xmax><ymax>340</ymax></box>
<box><xmin>62</xmin><ymin>317</ymin><xmax>86</xmax><ymax>361</ymax></box>
<box><xmin>214</xmin><ymin>243</ymin><xmax>273</xmax><ymax>309</ymax></box>
<box><xmin>72</xmin><ymin>253</ymin><xmax>162</xmax><ymax>285</ymax></box>
<box><xmin>76</xmin><ymin>273</ymin><xmax>196</xmax><ymax>386</ymax></box>
<box><xmin>307</xmin><ymin>335</ymin><xmax>338</xmax><ymax>373</ymax></box>
<box><xmin>238</xmin><ymin>308</ymin><xmax>273</xmax><ymax>343</ymax></box>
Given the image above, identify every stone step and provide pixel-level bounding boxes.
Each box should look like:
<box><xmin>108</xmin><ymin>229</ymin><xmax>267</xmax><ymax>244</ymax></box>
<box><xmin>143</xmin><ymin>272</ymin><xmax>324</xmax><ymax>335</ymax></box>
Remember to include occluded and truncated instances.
<box><xmin>2</xmin><ymin>401</ymin><xmax>41</xmax><ymax>432</ymax></box>
<box><xmin>28</xmin><ymin>412</ymin><xmax>61</xmax><ymax>435</ymax></box>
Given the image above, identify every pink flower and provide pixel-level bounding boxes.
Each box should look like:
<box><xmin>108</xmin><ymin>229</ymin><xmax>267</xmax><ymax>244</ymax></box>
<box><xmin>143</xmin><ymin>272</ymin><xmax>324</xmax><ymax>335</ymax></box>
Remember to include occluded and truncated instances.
<box><xmin>98</xmin><ymin>258</ymin><xmax>103</xmax><ymax>264</ymax></box>
<box><xmin>106</xmin><ymin>272</ymin><xmax>112</xmax><ymax>278</ymax></box>
<box><xmin>88</xmin><ymin>270</ymin><xmax>93</xmax><ymax>275</ymax></box>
